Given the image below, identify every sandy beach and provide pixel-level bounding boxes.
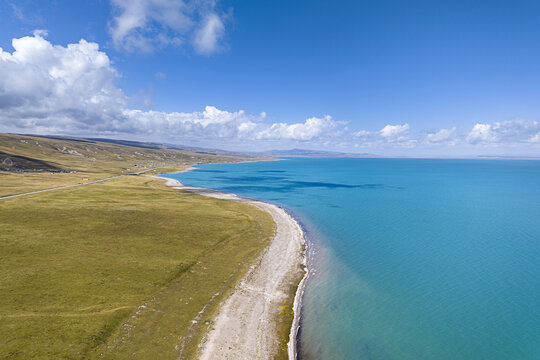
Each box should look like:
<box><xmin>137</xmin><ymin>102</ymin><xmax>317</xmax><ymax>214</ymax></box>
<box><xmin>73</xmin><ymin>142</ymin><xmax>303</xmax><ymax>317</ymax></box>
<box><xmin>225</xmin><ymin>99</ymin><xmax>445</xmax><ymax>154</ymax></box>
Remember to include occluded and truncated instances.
<box><xmin>161</xmin><ymin>177</ymin><xmax>308</xmax><ymax>359</ymax></box>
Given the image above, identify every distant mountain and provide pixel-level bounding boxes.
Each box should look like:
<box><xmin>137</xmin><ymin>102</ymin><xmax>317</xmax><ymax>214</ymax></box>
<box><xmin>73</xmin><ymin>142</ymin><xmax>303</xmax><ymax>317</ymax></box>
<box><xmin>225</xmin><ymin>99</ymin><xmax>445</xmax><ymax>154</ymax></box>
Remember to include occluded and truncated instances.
<box><xmin>257</xmin><ymin>148</ymin><xmax>377</xmax><ymax>157</ymax></box>
<box><xmin>477</xmin><ymin>155</ymin><xmax>540</xmax><ymax>159</ymax></box>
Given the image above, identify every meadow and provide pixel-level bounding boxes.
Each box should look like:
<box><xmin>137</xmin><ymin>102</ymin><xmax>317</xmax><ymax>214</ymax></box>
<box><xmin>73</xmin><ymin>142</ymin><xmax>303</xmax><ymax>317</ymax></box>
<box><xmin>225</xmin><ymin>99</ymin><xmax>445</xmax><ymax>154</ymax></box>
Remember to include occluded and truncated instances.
<box><xmin>0</xmin><ymin>134</ymin><xmax>275</xmax><ymax>359</ymax></box>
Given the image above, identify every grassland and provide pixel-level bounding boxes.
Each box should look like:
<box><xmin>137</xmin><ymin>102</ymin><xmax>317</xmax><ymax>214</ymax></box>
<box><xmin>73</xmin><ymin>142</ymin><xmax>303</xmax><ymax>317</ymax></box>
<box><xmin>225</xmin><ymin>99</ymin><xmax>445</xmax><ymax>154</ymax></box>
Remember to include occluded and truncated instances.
<box><xmin>0</xmin><ymin>133</ymin><xmax>250</xmax><ymax>197</ymax></box>
<box><xmin>0</xmin><ymin>133</ymin><xmax>276</xmax><ymax>359</ymax></box>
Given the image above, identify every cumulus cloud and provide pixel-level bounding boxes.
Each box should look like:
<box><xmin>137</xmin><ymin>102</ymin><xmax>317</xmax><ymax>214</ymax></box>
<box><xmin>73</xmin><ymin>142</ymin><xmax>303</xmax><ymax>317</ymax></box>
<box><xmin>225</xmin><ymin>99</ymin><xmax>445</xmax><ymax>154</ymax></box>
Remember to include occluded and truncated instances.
<box><xmin>380</xmin><ymin>123</ymin><xmax>409</xmax><ymax>140</ymax></box>
<box><xmin>427</xmin><ymin>127</ymin><xmax>456</xmax><ymax>143</ymax></box>
<box><xmin>466</xmin><ymin>120</ymin><xmax>540</xmax><ymax>144</ymax></box>
<box><xmin>353</xmin><ymin>124</ymin><xmax>410</xmax><ymax>142</ymax></box>
<box><xmin>466</xmin><ymin>123</ymin><xmax>496</xmax><ymax>144</ymax></box>
<box><xmin>0</xmin><ymin>33</ymin><xmax>343</xmax><ymax>144</ymax></box>
<box><xmin>122</xmin><ymin>106</ymin><xmax>267</xmax><ymax>139</ymax></box>
<box><xmin>4</xmin><ymin>33</ymin><xmax>540</xmax><ymax>153</ymax></box>
<box><xmin>350</xmin><ymin>124</ymin><xmax>416</xmax><ymax>148</ymax></box>
<box><xmin>109</xmin><ymin>0</ymin><xmax>227</xmax><ymax>54</ymax></box>
<box><xmin>255</xmin><ymin>116</ymin><xmax>339</xmax><ymax>141</ymax></box>
<box><xmin>351</xmin><ymin>121</ymin><xmax>540</xmax><ymax>150</ymax></box>
<box><xmin>0</xmin><ymin>31</ymin><xmax>126</xmax><ymax>134</ymax></box>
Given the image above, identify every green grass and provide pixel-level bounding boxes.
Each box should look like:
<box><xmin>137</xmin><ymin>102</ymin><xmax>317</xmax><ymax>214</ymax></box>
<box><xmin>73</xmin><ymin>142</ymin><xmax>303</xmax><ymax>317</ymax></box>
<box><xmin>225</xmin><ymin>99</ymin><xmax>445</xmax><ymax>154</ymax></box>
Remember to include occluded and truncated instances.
<box><xmin>0</xmin><ymin>133</ymin><xmax>260</xmax><ymax>197</ymax></box>
<box><xmin>0</xmin><ymin>172</ymin><xmax>93</xmax><ymax>197</ymax></box>
<box><xmin>0</xmin><ymin>133</ymin><xmax>247</xmax><ymax>174</ymax></box>
<box><xmin>0</xmin><ymin>132</ymin><xmax>284</xmax><ymax>358</ymax></box>
<box><xmin>0</xmin><ymin>176</ymin><xmax>274</xmax><ymax>359</ymax></box>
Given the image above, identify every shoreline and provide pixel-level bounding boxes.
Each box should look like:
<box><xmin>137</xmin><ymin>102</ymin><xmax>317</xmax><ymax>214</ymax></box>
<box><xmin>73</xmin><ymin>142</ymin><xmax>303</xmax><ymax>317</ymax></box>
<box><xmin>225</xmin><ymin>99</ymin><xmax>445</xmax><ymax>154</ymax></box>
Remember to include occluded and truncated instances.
<box><xmin>157</xmin><ymin>171</ymin><xmax>308</xmax><ymax>359</ymax></box>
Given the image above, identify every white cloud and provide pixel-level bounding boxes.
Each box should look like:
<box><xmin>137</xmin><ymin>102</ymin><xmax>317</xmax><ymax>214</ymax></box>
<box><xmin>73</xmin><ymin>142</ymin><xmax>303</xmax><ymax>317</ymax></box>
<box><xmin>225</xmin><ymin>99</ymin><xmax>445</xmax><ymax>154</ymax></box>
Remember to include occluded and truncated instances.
<box><xmin>0</xmin><ymin>33</ymin><xmax>341</xmax><ymax>144</ymax></box>
<box><xmin>193</xmin><ymin>13</ymin><xmax>226</xmax><ymax>55</ymax></box>
<box><xmin>380</xmin><ymin>123</ymin><xmax>409</xmax><ymax>140</ymax></box>
<box><xmin>351</xmin><ymin>124</ymin><xmax>416</xmax><ymax>148</ymax></box>
<box><xmin>255</xmin><ymin>116</ymin><xmax>339</xmax><ymax>141</ymax></box>
<box><xmin>466</xmin><ymin>120</ymin><xmax>540</xmax><ymax>144</ymax></box>
<box><xmin>109</xmin><ymin>0</ymin><xmax>227</xmax><ymax>54</ymax></box>
<box><xmin>466</xmin><ymin>123</ymin><xmax>496</xmax><ymax>144</ymax></box>
<box><xmin>352</xmin><ymin>129</ymin><xmax>370</xmax><ymax>138</ymax></box>
<box><xmin>427</xmin><ymin>127</ymin><xmax>456</xmax><ymax>143</ymax></box>
<box><xmin>529</xmin><ymin>133</ymin><xmax>540</xmax><ymax>143</ymax></box>
<box><xmin>122</xmin><ymin>106</ymin><xmax>265</xmax><ymax>139</ymax></box>
<box><xmin>3</xmin><ymin>33</ymin><xmax>540</xmax><ymax>153</ymax></box>
<box><xmin>0</xmin><ymin>31</ymin><xmax>126</xmax><ymax>133</ymax></box>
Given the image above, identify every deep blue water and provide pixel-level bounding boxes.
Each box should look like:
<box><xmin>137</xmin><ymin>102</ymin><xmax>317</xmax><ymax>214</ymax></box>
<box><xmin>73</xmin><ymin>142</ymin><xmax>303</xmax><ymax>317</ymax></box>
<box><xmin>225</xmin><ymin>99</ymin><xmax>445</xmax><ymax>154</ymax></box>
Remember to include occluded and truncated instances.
<box><xmin>162</xmin><ymin>158</ymin><xmax>540</xmax><ymax>360</ymax></box>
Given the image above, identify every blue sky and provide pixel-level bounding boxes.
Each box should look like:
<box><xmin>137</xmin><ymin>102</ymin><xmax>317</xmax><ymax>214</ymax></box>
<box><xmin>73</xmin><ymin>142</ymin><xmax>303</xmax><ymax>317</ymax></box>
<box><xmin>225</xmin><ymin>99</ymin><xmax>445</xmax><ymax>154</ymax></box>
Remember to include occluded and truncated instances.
<box><xmin>1</xmin><ymin>0</ymin><xmax>540</xmax><ymax>156</ymax></box>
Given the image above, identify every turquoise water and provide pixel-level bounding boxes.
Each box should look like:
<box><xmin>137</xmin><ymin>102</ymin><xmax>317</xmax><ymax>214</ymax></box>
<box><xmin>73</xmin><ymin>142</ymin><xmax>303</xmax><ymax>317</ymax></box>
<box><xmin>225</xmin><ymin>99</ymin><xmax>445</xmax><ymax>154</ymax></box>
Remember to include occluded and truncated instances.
<box><xmin>163</xmin><ymin>158</ymin><xmax>540</xmax><ymax>360</ymax></box>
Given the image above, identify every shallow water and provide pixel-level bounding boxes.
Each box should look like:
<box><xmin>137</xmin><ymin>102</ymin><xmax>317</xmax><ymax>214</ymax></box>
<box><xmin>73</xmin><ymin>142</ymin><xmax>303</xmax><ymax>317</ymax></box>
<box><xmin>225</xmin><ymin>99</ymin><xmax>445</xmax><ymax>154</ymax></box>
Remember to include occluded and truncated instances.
<box><xmin>164</xmin><ymin>158</ymin><xmax>540</xmax><ymax>360</ymax></box>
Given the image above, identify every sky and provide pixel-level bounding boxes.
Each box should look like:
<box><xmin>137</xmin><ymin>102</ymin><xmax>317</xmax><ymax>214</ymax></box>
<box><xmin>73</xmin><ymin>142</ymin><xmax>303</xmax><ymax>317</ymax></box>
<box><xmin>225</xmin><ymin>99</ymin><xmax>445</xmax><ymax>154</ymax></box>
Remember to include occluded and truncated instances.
<box><xmin>1</xmin><ymin>0</ymin><xmax>540</xmax><ymax>156</ymax></box>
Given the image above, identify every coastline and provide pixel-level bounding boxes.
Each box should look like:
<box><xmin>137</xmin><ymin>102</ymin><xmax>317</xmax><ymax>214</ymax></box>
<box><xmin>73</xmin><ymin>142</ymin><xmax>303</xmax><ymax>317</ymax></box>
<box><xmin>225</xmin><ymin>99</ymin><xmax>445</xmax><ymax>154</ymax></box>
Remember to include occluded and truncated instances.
<box><xmin>287</xmin><ymin>231</ymin><xmax>309</xmax><ymax>360</ymax></box>
<box><xmin>157</xmin><ymin>171</ymin><xmax>308</xmax><ymax>359</ymax></box>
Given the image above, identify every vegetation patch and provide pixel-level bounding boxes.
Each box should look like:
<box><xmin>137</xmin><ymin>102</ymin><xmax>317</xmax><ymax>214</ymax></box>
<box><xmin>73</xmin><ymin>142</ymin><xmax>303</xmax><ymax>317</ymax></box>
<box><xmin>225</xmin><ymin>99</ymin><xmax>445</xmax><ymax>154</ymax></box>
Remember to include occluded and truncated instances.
<box><xmin>0</xmin><ymin>176</ymin><xmax>274</xmax><ymax>359</ymax></box>
<box><xmin>0</xmin><ymin>134</ymin><xmax>274</xmax><ymax>359</ymax></box>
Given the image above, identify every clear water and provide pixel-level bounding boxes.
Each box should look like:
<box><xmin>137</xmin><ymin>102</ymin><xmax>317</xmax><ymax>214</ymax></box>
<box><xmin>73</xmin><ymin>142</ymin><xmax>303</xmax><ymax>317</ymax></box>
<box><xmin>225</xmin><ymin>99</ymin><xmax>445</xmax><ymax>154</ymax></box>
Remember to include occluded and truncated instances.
<box><xmin>162</xmin><ymin>158</ymin><xmax>540</xmax><ymax>360</ymax></box>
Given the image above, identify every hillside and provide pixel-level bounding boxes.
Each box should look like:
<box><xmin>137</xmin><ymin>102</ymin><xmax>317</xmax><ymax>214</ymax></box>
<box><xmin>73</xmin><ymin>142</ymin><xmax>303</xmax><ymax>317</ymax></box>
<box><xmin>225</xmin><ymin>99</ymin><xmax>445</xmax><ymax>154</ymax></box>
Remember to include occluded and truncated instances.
<box><xmin>0</xmin><ymin>133</ymin><xmax>254</xmax><ymax>173</ymax></box>
<box><xmin>0</xmin><ymin>133</ymin><xmax>260</xmax><ymax>197</ymax></box>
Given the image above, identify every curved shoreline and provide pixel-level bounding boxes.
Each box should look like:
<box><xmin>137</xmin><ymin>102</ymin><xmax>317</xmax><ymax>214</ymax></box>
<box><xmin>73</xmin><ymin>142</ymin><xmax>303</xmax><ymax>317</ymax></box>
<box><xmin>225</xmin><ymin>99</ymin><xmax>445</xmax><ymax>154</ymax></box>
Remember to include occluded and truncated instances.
<box><xmin>158</xmin><ymin>173</ymin><xmax>308</xmax><ymax>359</ymax></box>
<box><xmin>287</xmin><ymin>241</ymin><xmax>309</xmax><ymax>359</ymax></box>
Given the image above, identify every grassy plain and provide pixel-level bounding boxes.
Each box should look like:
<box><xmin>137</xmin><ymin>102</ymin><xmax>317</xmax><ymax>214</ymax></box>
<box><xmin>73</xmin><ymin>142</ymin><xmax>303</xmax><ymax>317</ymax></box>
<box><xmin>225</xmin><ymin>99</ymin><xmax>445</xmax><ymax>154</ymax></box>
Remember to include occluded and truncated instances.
<box><xmin>0</xmin><ymin>133</ymin><xmax>249</xmax><ymax>197</ymax></box>
<box><xmin>0</xmin><ymin>134</ymin><xmax>276</xmax><ymax>359</ymax></box>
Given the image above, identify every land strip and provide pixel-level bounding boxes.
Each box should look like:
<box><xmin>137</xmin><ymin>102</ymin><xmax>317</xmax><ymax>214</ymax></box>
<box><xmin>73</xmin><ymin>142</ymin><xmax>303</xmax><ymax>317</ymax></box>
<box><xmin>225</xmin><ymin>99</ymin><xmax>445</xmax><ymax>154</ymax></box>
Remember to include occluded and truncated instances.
<box><xmin>0</xmin><ymin>175</ymin><xmax>123</xmax><ymax>199</ymax></box>
<box><xmin>0</xmin><ymin>133</ymin><xmax>277</xmax><ymax>359</ymax></box>
<box><xmin>162</xmin><ymin>178</ymin><xmax>307</xmax><ymax>360</ymax></box>
<box><xmin>0</xmin><ymin>175</ymin><xmax>275</xmax><ymax>359</ymax></box>
<box><xmin>0</xmin><ymin>169</ymin><xmax>153</xmax><ymax>200</ymax></box>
